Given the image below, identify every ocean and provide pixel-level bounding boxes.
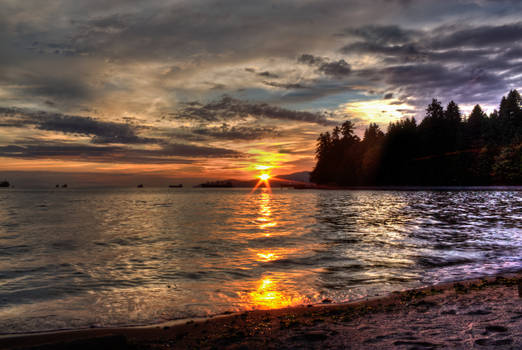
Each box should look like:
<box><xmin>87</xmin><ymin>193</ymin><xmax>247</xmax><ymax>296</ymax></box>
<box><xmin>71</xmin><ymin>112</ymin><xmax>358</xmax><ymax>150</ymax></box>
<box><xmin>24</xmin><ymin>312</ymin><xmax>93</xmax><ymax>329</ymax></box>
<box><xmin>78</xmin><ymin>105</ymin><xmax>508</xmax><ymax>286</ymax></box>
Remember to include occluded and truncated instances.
<box><xmin>0</xmin><ymin>188</ymin><xmax>520</xmax><ymax>333</ymax></box>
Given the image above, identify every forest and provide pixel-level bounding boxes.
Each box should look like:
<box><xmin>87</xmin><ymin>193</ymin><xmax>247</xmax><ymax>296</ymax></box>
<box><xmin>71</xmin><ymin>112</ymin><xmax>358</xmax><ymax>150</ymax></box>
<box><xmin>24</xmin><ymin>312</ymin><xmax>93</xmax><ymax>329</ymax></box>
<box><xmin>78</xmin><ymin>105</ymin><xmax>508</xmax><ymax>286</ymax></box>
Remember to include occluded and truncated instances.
<box><xmin>311</xmin><ymin>90</ymin><xmax>522</xmax><ymax>186</ymax></box>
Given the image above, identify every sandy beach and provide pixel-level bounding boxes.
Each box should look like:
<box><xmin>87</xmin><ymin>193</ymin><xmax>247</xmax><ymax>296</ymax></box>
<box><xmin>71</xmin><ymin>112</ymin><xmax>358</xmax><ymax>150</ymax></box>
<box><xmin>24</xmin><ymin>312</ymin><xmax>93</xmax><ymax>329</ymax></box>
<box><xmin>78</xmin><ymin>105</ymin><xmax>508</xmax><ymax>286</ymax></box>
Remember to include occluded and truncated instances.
<box><xmin>1</xmin><ymin>272</ymin><xmax>520</xmax><ymax>349</ymax></box>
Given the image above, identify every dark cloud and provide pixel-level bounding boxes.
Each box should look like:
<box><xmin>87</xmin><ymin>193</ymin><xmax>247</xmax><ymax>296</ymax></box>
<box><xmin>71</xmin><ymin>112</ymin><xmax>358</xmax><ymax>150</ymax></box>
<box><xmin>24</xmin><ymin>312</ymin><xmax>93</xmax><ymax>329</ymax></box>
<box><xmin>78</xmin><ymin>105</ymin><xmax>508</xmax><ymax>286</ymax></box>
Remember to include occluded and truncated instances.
<box><xmin>1</xmin><ymin>2</ymin><xmax>519</xmax><ymax>116</ymax></box>
<box><xmin>174</xmin><ymin>96</ymin><xmax>337</xmax><ymax>126</ymax></box>
<box><xmin>271</xmin><ymin>81</ymin><xmax>357</xmax><ymax>104</ymax></box>
<box><xmin>245</xmin><ymin>68</ymin><xmax>279</xmax><ymax>78</ymax></box>
<box><xmin>298</xmin><ymin>54</ymin><xmax>351</xmax><ymax>77</ymax></box>
<box><xmin>258</xmin><ymin>71</ymin><xmax>279</xmax><ymax>78</ymax></box>
<box><xmin>298</xmin><ymin>54</ymin><xmax>325</xmax><ymax>66</ymax></box>
<box><xmin>340</xmin><ymin>22</ymin><xmax>522</xmax><ymax>107</ymax></box>
<box><xmin>0</xmin><ymin>106</ymin><xmax>244</xmax><ymax>164</ymax></box>
<box><xmin>343</xmin><ymin>25</ymin><xmax>418</xmax><ymax>45</ymax></box>
<box><xmin>29</xmin><ymin>0</ymin><xmax>413</xmax><ymax>62</ymax></box>
<box><xmin>318</xmin><ymin>60</ymin><xmax>351</xmax><ymax>77</ymax></box>
<box><xmin>341</xmin><ymin>41</ymin><xmax>425</xmax><ymax>63</ymax></box>
<box><xmin>430</xmin><ymin>22</ymin><xmax>522</xmax><ymax>49</ymax></box>
<box><xmin>342</xmin><ymin>23</ymin><xmax>522</xmax><ymax>66</ymax></box>
<box><xmin>262</xmin><ymin>81</ymin><xmax>306</xmax><ymax>89</ymax></box>
<box><xmin>0</xmin><ymin>62</ymin><xmax>94</xmax><ymax>104</ymax></box>
<box><xmin>28</xmin><ymin>78</ymin><xmax>91</xmax><ymax>101</ymax></box>
<box><xmin>192</xmin><ymin>124</ymin><xmax>279</xmax><ymax>140</ymax></box>
<box><xmin>380</xmin><ymin>63</ymin><xmax>506</xmax><ymax>106</ymax></box>
<box><xmin>0</xmin><ymin>108</ymin><xmax>155</xmax><ymax>144</ymax></box>
<box><xmin>0</xmin><ymin>141</ymin><xmax>241</xmax><ymax>164</ymax></box>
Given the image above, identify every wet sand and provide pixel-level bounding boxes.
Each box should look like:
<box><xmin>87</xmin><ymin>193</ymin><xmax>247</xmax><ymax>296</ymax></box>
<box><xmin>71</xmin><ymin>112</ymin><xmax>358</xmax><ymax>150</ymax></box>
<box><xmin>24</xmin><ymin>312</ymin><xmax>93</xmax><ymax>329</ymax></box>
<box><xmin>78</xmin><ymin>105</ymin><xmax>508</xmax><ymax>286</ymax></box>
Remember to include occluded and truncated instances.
<box><xmin>1</xmin><ymin>273</ymin><xmax>521</xmax><ymax>349</ymax></box>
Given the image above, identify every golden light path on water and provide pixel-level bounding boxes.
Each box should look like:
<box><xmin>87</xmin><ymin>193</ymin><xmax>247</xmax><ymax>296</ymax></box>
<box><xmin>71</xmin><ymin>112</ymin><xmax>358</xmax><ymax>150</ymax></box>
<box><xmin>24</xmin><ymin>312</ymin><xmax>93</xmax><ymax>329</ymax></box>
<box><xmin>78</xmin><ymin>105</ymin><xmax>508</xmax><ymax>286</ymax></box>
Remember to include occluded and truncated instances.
<box><xmin>0</xmin><ymin>188</ymin><xmax>520</xmax><ymax>333</ymax></box>
<box><xmin>245</xmin><ymin>169</ymin><xmax>412</xmax><ymax>310</ymax></box>
<box><xmin>244</xmin><ymin>190</ymin><xmax>307</xmax><ymax>309</ymax></box>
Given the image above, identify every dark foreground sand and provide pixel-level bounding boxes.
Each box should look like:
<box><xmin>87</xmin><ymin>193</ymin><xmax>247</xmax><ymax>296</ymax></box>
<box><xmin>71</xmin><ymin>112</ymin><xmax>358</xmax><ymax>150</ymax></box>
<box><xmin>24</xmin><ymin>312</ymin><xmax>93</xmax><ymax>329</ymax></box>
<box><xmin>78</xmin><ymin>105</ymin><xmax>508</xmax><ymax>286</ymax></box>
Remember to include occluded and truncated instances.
<box><xmin>1</xmin><ymin>273</ymin><xmax>521</xmax><ymax>349</ymax></box>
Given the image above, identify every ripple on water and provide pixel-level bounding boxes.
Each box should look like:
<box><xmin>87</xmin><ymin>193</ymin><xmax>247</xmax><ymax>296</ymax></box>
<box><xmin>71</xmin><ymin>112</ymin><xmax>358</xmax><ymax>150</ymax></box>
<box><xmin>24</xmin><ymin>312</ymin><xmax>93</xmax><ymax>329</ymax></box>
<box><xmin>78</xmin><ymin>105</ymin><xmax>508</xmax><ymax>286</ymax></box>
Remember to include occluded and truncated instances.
<box><xmin>0</xmin><ymin>188</ymin><xmax>520</xmax><ymax>333</ymax></box>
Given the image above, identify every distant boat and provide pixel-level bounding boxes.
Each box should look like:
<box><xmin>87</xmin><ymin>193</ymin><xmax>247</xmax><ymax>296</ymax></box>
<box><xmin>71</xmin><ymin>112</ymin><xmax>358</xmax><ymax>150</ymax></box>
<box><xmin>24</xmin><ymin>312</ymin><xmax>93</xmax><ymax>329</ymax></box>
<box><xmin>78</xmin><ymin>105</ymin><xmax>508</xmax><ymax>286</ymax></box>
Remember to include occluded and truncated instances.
<box><xmin>62</xmin><ymin>184</ymin><xmax>68</xmax><ymax>188</ymax></box>
<box><xmin>0</xmin><ymin>181</ymin><xmax>9</xmax><ymax>188</ymax></box>
<box><xmin>169</xmin><ymin>184</ymin><xmax>183</xmax><ymax>188</ymax></box>
<box><xmin>56</xmin><ymin>184</ymin><xmax>59</xmax><ymax>188</ymax></box>
<box><xmin>137</xmin><ymin>184</ymin><xmax>144</xmax><ymax>188</ymax></box>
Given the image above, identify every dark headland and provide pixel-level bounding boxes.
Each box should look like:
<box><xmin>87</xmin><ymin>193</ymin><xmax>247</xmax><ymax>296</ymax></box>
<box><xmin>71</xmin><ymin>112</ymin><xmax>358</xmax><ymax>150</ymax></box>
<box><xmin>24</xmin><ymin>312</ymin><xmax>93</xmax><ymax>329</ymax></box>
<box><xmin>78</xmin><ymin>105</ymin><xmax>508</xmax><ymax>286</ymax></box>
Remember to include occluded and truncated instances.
<box><xmin>311</xmin><ymin>90</ymin><xmax>521</xmax><ymax>188</ymax></box>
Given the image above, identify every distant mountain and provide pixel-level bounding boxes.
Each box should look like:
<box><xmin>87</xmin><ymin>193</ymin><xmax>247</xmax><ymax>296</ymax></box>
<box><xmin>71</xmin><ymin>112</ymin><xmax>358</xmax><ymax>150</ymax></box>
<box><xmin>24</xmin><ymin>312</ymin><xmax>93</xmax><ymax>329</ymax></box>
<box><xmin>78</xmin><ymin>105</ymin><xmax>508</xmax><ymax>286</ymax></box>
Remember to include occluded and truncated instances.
<box><xmin>276</xmin><ymin>171</ymin><xmax>310</xmax><ymax>183</ymax></box>
<box><xmin>195</xmin><ymin>171</ymin><xmax>311</xmax><ymax>188</ymax></box>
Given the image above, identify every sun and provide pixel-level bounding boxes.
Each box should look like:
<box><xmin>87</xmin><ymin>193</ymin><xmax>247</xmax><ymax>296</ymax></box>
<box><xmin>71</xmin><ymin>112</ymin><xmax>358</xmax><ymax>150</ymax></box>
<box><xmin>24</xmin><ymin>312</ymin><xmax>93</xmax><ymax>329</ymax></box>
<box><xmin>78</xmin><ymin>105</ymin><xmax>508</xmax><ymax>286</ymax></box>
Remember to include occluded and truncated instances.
<box><xmin>251</xmin><ymin>167</ymin><xmax>273</xmax><ymax>193</ymax></box>
<box><xmin>259</xmin><ymin>173</ymin><xmax>271</xmax><ymax>181</ymax></box>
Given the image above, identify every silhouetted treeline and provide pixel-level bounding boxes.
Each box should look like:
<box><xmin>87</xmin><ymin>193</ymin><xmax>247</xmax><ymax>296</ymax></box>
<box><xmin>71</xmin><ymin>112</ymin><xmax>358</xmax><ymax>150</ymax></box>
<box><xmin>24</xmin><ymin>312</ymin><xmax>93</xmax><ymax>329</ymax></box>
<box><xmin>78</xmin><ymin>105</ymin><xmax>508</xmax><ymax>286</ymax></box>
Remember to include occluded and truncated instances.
<box><xmin>311</xmin><ymin>90</ymin><xmax>522</xmax><ymax>186</ymax></box>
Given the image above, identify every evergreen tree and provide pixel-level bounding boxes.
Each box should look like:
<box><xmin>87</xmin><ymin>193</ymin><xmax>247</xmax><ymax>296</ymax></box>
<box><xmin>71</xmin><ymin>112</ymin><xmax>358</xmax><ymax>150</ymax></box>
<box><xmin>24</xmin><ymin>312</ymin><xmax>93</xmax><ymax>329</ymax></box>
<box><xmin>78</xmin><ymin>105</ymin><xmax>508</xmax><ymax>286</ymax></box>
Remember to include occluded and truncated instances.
<box><xmin>420</xmin><ymin>99</ymin><xmax>446</xmax><ymax>155</ymax></box>
<box><xmin>425</xmin><ymin>99</ymin><xmax>444</xmax><ymax>119</ymax></box>
<box><xmin>444</xmin><ymin>100</ymin><xmax>462</xmax><ymax>151</ymax></box>
<box><xmin>311</xmin><ymin>91</ymin><xmax>521</xmax><ymax>186</ymax></box>
<box><xmin>444</xmin><ymin>101</ymin><xmax>461</xmax><ymax>124</ymax></box>
<box><xmin>467</xmin><ymin>104</ymin><xmax>486</xmax><ymax>148</ymax></box>
<box><xmin>363</xmin><ymin>123</ymin><xmax>384</xmax><ymax>144</ymax></box>
<box><xmin>498</xmin><ymin>89</ymin><xmax>521</xmax><ymax>144</ymax></box>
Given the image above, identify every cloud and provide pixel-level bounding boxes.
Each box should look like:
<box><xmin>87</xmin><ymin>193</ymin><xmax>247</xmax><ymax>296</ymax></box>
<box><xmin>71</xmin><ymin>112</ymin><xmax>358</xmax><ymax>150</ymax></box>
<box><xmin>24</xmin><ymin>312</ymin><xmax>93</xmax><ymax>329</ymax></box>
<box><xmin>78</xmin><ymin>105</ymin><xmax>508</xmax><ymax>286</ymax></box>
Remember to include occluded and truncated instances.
<box><xmin>341</xmin><ymin>41</ymin><xmax>425</xmax><ymax>63</ymax></box>
<box><xmin>26</xmin><ymin>77</ymin><xmax>92</xmax><ymax>101</ymax></box>
<box><xmin>192</xmin><ymin>124</ymin><xmax>279</xmax><ymax>140</ymax></box>
<box><xmin>318</xmin><ymin>60</ymin><xmax>352</xmax><ymax>77</ymax></box>
<box><xmin>430</xmin><ymin>22</ymin><xmax>522</xmax><ymax>49</ymax></box>
<box><xmin>162</xmin><ymin>143</ymin><xmax>242</xmax><ymax>157</ymax></box>
<box><xmin>343</xmin><ymin>25</ymin><xmax>418</xmax><ymax>45</ymax></box>
<box><xmin>298</xmin><ymin>54</ymin><xmax>351</xmax><ymax>77</ymax></box>
<box><xmin>0</xmin><ymin>107</ymin><xmax>155</xmax><ymax>144</ymax></box>
<box><xmin>341</xmin><ymin>23</ymin><xmax>522</xmax><ymax>66</ymax></box>
<box><xmin>379</xmin><ymin>63</ymin><xmax>506</xmax><ymax>106</ymax></box>
<box><xmin>298</xmin><ymin>54</ymin><xmax>325</xmax><ymax>66</ymax></box>
<box><xmin>339</xmin><ymin>22</ymin><xmax>522</xmax><ymax>108</ymax></box>
<box><xmin>262</xmin><ymin>81</ymin><xmax>306</xmax><ymax>89</ymax></box>
<box><xmin>0</xmin><ymin>141</ymin><xmax>242</xmax><ymax>164</ymax></box>
<box><xmin>245</xmin><ymin>68</ymin><xmax>279</xmax><ymax>78</ymax></box>
<box><xmin>2</xmin><ymin>1</ymin><xmax>518</xmax><ymax>118</ymax></box>
<box><xmin>257</xmin><ymin>71</ymin><xmax>279</xmax><ymax>78</ymax></box>
<box><xmin>1</xmin><ymin>0</ymin><xmax>522</xmax><ymax>179</ymax></box>
<box><xmin>173</xmin><ymin>96</ymin><xmax>337</xmax><ymax>125</ymax></box>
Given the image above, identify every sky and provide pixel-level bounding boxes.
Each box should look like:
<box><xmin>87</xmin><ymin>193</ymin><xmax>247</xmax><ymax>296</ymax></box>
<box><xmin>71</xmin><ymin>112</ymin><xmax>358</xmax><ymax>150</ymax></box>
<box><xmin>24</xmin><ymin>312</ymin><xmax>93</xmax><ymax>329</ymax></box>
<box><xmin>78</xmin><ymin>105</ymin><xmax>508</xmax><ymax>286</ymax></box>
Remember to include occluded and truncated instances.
<box><xmin>1</xmin><ymin>0</ymin><xmax>521</xmax><ymax>186</ymax></box>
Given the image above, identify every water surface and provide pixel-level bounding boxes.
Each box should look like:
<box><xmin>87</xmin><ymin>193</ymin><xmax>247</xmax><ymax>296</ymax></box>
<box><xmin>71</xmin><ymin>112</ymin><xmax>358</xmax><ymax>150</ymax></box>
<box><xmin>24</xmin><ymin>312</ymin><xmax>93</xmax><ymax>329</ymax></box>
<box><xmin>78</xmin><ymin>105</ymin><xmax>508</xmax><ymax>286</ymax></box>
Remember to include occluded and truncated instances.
<box><xmin>0</xmin><ymin>188</ymin><xmax>520</xmax><ymax>333</ymax></box>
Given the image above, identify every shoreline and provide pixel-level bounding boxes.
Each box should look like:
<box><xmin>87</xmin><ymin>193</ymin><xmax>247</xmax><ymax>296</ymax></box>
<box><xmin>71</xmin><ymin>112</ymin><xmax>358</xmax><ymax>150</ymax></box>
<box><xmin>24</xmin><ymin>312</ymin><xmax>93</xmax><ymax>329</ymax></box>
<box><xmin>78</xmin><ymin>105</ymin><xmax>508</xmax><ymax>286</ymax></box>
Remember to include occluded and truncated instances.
<box><xmin>2</xmin><ymin>185</ymin><xmax>522</xmax><ymax>191</ymax></box>
<box><xmin>1</xmin><ymin>272</ymin><xmax>521</xmax><ymax>349</ymax></box>
<box><xmin>293</xmin><ymin>185</ymin><xmax>522</xmax><ymax>191</ymax></box>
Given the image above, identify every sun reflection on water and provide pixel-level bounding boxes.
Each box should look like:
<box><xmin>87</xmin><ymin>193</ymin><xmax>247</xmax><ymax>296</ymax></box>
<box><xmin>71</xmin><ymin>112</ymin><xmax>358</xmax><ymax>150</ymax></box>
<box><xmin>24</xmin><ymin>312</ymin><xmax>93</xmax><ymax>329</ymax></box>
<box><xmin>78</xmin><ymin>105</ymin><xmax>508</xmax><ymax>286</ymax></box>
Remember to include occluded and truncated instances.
<box><xmin>256</xmin><ymin>191</ymin><xmax>277</xmax><ymax>235</ymax></box>
<box><xmin>256</xmin><ymin>251</ymin><xmax>277</xmax><ymax>262</ymax></box>
<box><xmin>247</xmin><ymin>277</ymin><xmax>304</xmax><ymax>309</ymax></box>
<box><xmin>243</xmin><ymin>191</ymin><xmax>307</xmax><ymax>309</ymax></box>
<box><xmin>3</xmin><ymin>189</ymin><xmax>520</xmax><ymax>333</ymax></box>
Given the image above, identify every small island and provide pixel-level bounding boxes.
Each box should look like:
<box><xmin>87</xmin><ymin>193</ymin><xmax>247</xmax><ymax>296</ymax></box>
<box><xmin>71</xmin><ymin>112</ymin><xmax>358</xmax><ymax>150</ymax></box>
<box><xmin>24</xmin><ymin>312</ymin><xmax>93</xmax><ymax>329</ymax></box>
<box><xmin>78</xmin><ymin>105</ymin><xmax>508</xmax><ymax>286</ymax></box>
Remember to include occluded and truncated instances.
<box><xmin>197</xmin><ymin>180</ymin><xmax>234</xmax><ymax>188</ymax></box>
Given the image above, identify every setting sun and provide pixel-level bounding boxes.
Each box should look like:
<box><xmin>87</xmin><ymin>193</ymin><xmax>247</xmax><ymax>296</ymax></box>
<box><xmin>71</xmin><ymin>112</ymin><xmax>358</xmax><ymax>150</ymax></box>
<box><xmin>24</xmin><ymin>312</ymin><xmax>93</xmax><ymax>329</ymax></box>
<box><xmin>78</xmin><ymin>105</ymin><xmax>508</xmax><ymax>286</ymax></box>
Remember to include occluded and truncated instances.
<box><xmin>251</xmin><ymin>166</ymin><xmax>275</xmax><ymax>193</ymax></box>
<box><xmin>259</xmin><ymin>173</ymin><xmax>271</xmax><ymax>181</ymax></box>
